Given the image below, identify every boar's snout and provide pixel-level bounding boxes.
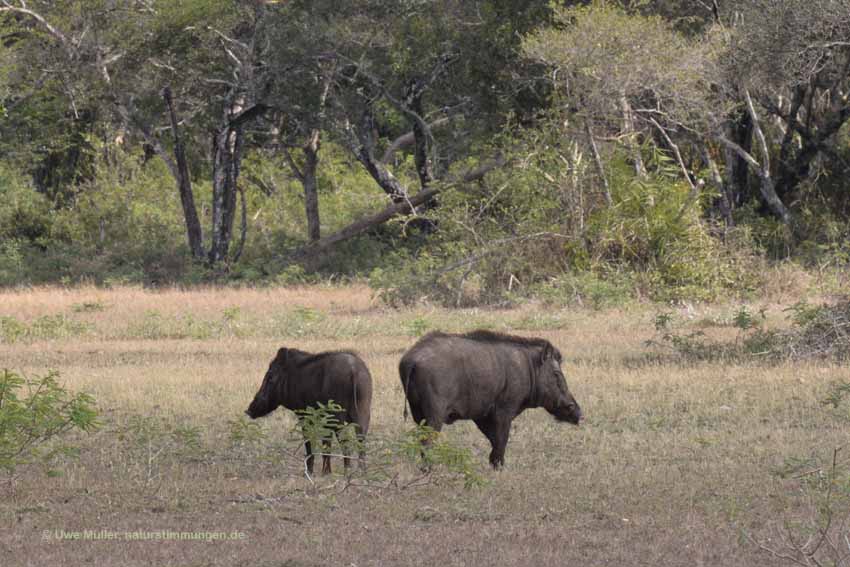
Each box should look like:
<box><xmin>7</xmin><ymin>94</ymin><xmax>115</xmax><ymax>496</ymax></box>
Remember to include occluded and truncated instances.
<box><xmin>553</xmin><ymin>400</ymin><xmax>582</xmax><ymax>425</ymax></box>
<box><xmin>245</xmin><ymin>396</ymin><xmax>266</xmax><ymax>419</ymax></box>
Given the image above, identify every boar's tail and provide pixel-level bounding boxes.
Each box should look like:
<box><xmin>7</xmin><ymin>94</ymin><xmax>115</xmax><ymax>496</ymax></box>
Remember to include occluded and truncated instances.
<box><xmin>401</xmin><ymin>362</ymin><xmax>414</xmax><ymax>422</ymax></box>
<box><xmin>351</xmin><ymin>371</ymin><xmax>359</xmax><ymax>417</ymax></box>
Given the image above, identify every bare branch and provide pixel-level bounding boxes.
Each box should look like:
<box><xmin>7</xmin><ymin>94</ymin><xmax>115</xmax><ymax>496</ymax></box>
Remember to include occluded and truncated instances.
<box><xmin>0</xmin><ymin>1</ymin><xmax>71</xmax><ymax>51</ymax></box>
<box><xmin>380</xmin><ymin>116</ymin><xmax>453</xmax><ymax>164</ymax></box>
<box><xmin>648</xmin><ymin>117</ymin><xmax>697</xmax><ymax>192</ymax></box>
<box><xmin>584</xmin><ymin>120</ymin><xmax>612</xmax><ymax>205</ymax></box>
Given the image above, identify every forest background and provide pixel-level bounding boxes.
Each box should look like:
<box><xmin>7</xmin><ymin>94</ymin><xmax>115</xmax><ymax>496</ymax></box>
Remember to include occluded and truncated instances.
<box><xmin>1</xmin><ymin>0</ymin><xmax>849</xmax><ymax>306</ymax></box>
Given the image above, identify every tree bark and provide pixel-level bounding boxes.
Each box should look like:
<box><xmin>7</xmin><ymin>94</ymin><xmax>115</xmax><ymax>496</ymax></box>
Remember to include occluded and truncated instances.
<box><xmin>352</xmin><ymin>107</ymin><xmax>411</xmax><ymax>203</ymax></box>
<box><xmin>302</xmin><ymin>131</ymin><xmax>322</xmax><ymax>242</ymax></box>
<box><xmin>723</xmin><ymin>106</ymin><xmax>753</xmax><ymax>208</ymax></box>
<box><xmin>408</xmin><ymin>88</ymin><xmax>434</xmax><ymax>190</ymax></box>
<box><xmin>743</xmin><ymin>89</ymin><xmax>791</xmax><ymax>224</ymax></box>
<box><xmin>161</xmin><ymin>87</ymin><xmax>205</xmax><ymax>259</ymax></box>
<box><xmin>232</xmin><ymin>184</ymin><xmax>248</xmax><ymax>264</ymax></box>
<box><xmin>209</xmin><ymin>103</ymin><xmax>245</xmax><ymax>266</ymax></box>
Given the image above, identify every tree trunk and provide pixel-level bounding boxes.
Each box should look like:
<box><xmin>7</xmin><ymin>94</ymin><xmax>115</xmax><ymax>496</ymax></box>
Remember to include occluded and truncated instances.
<box><xmin>353</xmin><ymin>107</ymin><xmax>410</xmax><ymax>203</ymax></box>
<box><xmin>702</xmin><ymin>146</ymin><xmax>733</xmax><ymax>226</ymax></box>
<box><xmin>303</xmin><ymin>130</ymin><xmax>321</xmax><ymax>242</ymax></box>
<box><xmin>161</xmin><ymin>87</ymin><xmax>204</xmax><ymax>259</ymax></box>
<box><xmin>773</xmin><ymin>89</ymin><xmax>850</xmax><ymax>202</ymax></box>
<box><xmin>209</xmin><ymin>109</ymin><xmax>244</xmax><ymax>266</ymax></box>
<box><xmin>409</xmin><ymin>90</ymin><xmax>434</xmax><ymax>190</ymax></box>
<box><xmin>620</xmin><ymin>94</ymin><xmax>646</xmax><ymax>178</ymax></box>
<box><xmin>723</xmin><ymin>107</ymin><xmax>753</xmax><ymax>208</ymax></box>
<box><xmin>744</xmin><ymin>89</ymin><xmax>791</xmax><ymax>224</ymax></box>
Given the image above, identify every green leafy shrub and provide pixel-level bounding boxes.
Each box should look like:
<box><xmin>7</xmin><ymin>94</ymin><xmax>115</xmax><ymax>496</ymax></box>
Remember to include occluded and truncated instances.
<box><xmin>294</xmin><ymin>401</ymin><xmax>362</xmax><ymax>464</ymax></box>
<box><xmin>396</xmin><ymin>424</ymin><xmax>486</xmax><ymax>489</ymax></box>
<box><xmin>110</xmin><ymin>415</ymin><xmax>208</xmax><ymax>488</ymax></box>
<box><xmin>227</xmin><ymin>415</ymin><xmax>267</xmax><ymax>448</ymax></box>
<box><xmin>0</xmin><ymin>369</ymin><xmax>99</xmax><ymax>476</ymax></box>
<box><xmin>0</xmin><ymin>239</ymin><xmax>26</xmax><ymax>287</ymax></box>
<box><xmin>530</xmin><ymin>269</ymin><xmax>636</xmax><ymax>309</ymax></box>
<box><xmin>230</xmin><ymin>402</ymin><xmax>485</xmax><ymax>488</ymax></box>
<box><xmin>405</xmin><ymin>316</ymin><xmax>431</xmax><ymax>337</ymax></box>
<box><xmin>0</xmin><ymin>314</ymin><xmax>90</xmax><ymax>343</ymax></box>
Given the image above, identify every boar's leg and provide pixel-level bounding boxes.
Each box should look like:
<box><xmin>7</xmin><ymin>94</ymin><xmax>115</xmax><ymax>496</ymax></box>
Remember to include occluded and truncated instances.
<box><xmin>340</xmin><ymin>430</ymin><xmax>366</xmax><ymax>474</ymax></box>
<box><xmin>303</xmin><ymin>440</ymin><xmax>315</xmax><ymax>476</ymax></box>
<box><xmin>341</xmin><ymin>432</ymin><xmax>353</xmax><ymax>474</ymax></box>
<box><xmin>474</xmin><ymin>414</ymin><xmax>512</xmax><ymax>470</ymax></box>
<box><xmin>358</xmin><ymin>437</ymin><xmax>367</xmax><ymax>472</ymax></box>
<box><xmin>339</xmin><ymin>418</ymin><xmax>358</xmax><ymax>474</ymax></box>
<box><xmin>321</xmin><ymin>439</ymin><xmax>333</xmax><ymax>475</ymax></box>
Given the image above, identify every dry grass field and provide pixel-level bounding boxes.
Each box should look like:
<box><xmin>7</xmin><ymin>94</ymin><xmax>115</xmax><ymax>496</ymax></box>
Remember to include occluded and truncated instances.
<box><xmin>1</xmin><ymin>285</ymin><xmax>848</xmax><ymax>566</ymax></box>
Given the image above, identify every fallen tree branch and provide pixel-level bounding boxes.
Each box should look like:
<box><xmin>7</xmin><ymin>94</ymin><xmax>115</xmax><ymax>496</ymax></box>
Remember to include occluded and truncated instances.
<box><xmin>290</xmin><ymin>155</ymin><xmax>506</xmax><ymax>259</ymax></box>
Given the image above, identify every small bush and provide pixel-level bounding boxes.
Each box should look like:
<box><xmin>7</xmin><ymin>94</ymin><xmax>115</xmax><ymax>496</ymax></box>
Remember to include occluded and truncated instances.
<box><xmin>405</xmin><ymin>316</ymin><xmax>431</xmax><ymax>337</ymax></box>
<box><xmin>294</xmin><ymin>401</ymin><xmax>362</xmax><ymax>467</ymax></box>
<box><xmin>530</xmin><ymin>269</ymin><xmax>636</xmax><ymax>309</ymax></box>
<box><xmin>648</xmin><ymin>307</ymin><xmax>781</xmax><ymax>363</ymax></box>
<box><xmin>649</xmin><ymin>301</ymin><xmax>850</xmax><ymax>364</ymax></box>
<box><xmin>0</xmin><ymin>239</ymin><xmax>26</xmax><ymax>286</ymax></box>
<box><xmin>0</xmin><ymin>369</ymin><xmax>99</xmax><ymax>477</ymax></box>
<box><xmin>395</xmin><ymin>424</ymin><xmax>486</xmax><ymax>489</ymax></box>
<box><xmin>783</xmin><ymin>300</ymin><xmax>850</xmax><ymax>361</ymax></box>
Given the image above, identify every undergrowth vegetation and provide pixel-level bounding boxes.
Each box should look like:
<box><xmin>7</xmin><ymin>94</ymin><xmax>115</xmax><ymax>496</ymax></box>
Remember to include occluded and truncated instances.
<box><xmin>650</xmin><ymin>300</ymin><xmax>850</xmax><ymax>364</ymax></box>
<box><xmin>3</xmin><ymin>122</ymin><xmax>849</xmax><ymax>311</ymax></box>
<box><xmin>368</xmin><ymin>131</ymin><xmax>780</xmax><ymax>308</ymax></box>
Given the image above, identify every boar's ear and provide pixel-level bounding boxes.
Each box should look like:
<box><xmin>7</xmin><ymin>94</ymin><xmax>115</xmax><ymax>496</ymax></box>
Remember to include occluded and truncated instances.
<box><xmin>540</xmin><ymin>342</ymin><xmax>563</xmax><ymax>363</ymax></box>
<box><xmin>276</xmin><ymin>348</ymin><xmax>288</xmax><ymax>363</ymax></box>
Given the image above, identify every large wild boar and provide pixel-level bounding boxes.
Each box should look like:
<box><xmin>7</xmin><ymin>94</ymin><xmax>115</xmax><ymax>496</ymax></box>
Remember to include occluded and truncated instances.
<box><xmin>246</xmin><ymin>348</ymin><xmax>372</xmax><ymax>475</ymax></box>
<box><xmin>399</xmin><ymin>330</ymin><xmax>581</xmax><ymax>469</ymax></box>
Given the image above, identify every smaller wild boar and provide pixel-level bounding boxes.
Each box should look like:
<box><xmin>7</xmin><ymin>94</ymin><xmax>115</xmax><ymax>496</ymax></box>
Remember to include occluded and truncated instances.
<box><xmin>246</xmin><ymin>348</ymin><xmax>372</xmax><ymax>475</ymax></box>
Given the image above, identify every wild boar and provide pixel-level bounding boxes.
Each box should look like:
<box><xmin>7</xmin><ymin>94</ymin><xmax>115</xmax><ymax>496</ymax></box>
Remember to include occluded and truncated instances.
<box><xmin>246</xmin><ymin>348</ymin><xmax>372</xmax><ymax>475</ymax></box>
<box><xmin>399</xmin><ymin>330</ymin><xmax>581</xmax><ymax>468</ymax></box>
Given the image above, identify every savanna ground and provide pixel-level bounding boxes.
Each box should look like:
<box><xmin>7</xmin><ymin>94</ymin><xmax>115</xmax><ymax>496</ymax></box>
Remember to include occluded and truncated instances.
<box><xmin>1</xmin><ymin>283</ymin><xmax>849</xmax><ymax>566</ymax></box>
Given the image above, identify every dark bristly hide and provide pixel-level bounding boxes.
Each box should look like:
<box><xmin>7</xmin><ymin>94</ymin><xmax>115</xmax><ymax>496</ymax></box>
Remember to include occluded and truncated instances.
<box><xmin>399</xmin><ymin>330</ymin><xmax>581</xmax><ymax>469</ymax></box>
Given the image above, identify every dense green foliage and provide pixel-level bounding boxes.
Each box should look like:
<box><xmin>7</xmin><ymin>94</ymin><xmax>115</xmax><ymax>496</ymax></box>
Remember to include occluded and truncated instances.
<box><xmin>1</xmin><ymin>0</ymin><xmax>849</xmax><ymax>304</ymax></box>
